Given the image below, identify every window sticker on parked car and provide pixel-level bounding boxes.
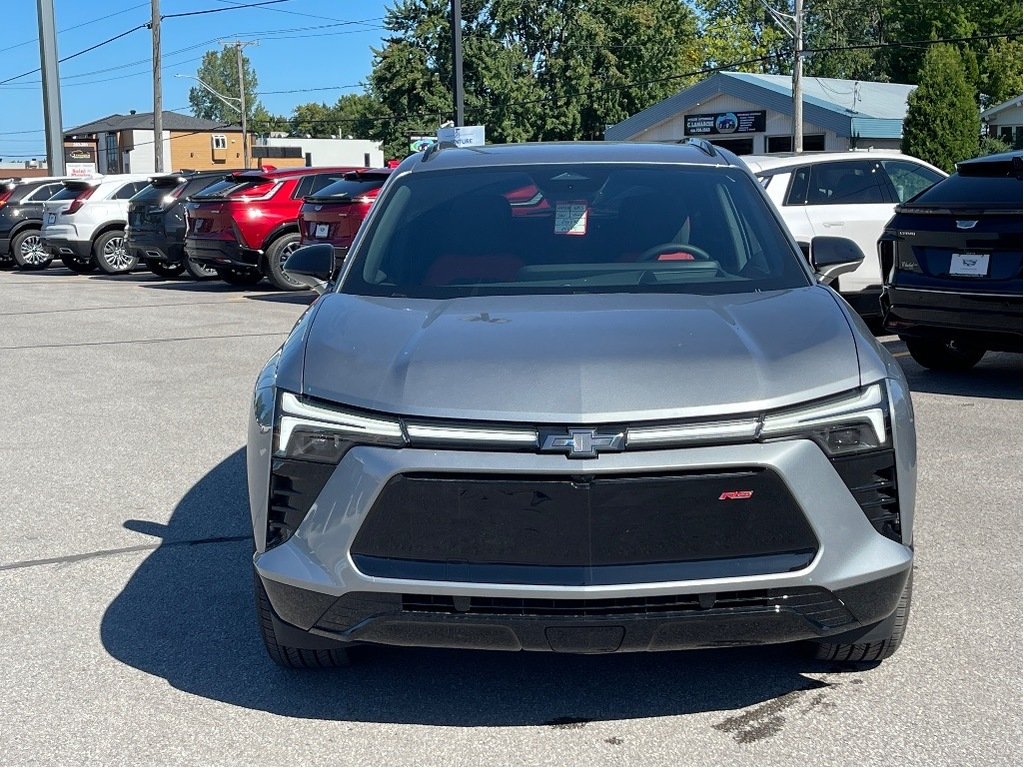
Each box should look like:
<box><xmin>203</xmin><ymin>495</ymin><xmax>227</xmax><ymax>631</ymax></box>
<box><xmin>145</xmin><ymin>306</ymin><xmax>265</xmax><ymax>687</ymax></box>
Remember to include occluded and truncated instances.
<box><xmin>554</xmin><ymin>200</ymin><xmax>588</xmax><ymax>236</ymax></box>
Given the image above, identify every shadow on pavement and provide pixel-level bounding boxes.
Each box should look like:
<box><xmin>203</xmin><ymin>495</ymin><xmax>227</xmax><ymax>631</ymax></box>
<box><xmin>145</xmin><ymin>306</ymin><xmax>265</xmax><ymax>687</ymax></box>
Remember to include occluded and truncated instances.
<box><xmin>881</xmin><ymin>337</ymin><xmax>1022</xmax><ymax>401</ymax></box>
<box><xmin>102</xmin><ymin>449</ymin><xmax>857</xmax><ymax>725</ymax></box>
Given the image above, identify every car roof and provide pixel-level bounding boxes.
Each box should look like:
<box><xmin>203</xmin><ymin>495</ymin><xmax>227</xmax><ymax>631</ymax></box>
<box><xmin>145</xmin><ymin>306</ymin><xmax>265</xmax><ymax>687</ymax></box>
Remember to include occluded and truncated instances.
<box><xmin>400</xmin><ymin>141</ymin><xmax>739</xmax><ymax>174</ymax></box>
<box><xmin>231</xmin><ymin>166</ymin><xmax>360</xmax><ymax>181</ymax></box>
<box><xmin>742</xmin><ymin>150</ymin><xmax>920</xmax><ymax>174</ymax></box>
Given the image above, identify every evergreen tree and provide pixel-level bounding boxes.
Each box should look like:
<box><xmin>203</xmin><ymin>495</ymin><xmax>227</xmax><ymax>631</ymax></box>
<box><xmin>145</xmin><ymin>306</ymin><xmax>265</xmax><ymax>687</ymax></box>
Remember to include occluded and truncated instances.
<box><xmin>902</xmin><ymin>45</ymin><xmax>980</xmax><ymax>171</ymax></box>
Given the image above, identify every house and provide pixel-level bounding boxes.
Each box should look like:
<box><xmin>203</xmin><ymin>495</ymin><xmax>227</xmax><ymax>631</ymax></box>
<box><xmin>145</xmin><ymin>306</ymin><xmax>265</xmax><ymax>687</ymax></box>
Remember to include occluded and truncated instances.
<box><xmin>981</xmin><ymin>95</ymin><xmax>1023</xmax><ymax>149</ymax></box>
<box><xmin>605</xmin><ymin>72</ymin><xmax>917</xmax><ymax>155</ymax></box>
<box><xmin>63</xmin><ymin>110</ymin><xmax>250</xmax><ymax>175</ymax></box>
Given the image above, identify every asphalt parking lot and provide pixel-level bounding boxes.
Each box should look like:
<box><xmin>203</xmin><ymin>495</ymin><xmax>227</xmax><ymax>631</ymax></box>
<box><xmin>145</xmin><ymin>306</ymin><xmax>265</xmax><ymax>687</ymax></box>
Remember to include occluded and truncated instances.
<box><xmin>1</xmin><ymin>268</ymin><xmax>1020</xmax><ymax>766</ymax></box>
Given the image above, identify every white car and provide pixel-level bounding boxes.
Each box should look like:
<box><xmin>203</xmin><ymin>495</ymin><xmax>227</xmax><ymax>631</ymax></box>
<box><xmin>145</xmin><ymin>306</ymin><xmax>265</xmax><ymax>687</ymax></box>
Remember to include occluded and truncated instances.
<box><xmin>743</xmin><ymin>151</ymin><xmax>945</xmax><ymax>318</ymax></box>
<box><xmin>40</xmin><ymin>174</ymin><xmax>152</xmax><ymax>273</ymax></box>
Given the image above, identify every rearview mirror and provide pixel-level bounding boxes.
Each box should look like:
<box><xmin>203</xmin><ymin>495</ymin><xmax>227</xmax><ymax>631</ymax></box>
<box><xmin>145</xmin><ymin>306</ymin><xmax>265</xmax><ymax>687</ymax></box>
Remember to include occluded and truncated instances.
<box><xmin>283</xmin><ymin>243</ymin><xmax>335</xmax><ymax>294</ymax></box>
<box><xmin>810</xmin><ymin>236</ymin><xmax>865</xmax><ymax>283</ymax></box>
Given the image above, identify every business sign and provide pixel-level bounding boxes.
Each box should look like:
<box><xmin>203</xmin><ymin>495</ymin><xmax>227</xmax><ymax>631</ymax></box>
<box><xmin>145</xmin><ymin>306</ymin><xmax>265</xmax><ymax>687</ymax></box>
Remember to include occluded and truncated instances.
<box><xmin>408</xmin><ymin>135</ymin><xmax>436</xmax><ymax>153</ymax></box>
<box><xmin>684</xmin><ymin>111</ymin><xmax>766</xmax><ymax>136</ymax></box>
<box><xmin>437</xmin><ymin>124</ymin><xmax>485</xmax><ymax>147</ymax></box>
<box><xmin>64</xmin><ymin>143</ymin><xmax>97</xmax><ymax>177</ymax></box>
<box><xmin>67</xmin><ymin>163</ymin><xmax>97</xmax><ymax>178</ymax></box>
<box><xmin>63</xmin><ymin>144</ymin><xmax>96</xmax><ymax>163</ymax></box>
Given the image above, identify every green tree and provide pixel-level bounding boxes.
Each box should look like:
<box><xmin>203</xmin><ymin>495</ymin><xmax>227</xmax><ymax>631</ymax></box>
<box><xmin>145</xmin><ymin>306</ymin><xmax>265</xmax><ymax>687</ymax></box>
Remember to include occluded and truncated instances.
<box><xmin>902</xmin><ymin>45</ymin><xmax>980</xmax><ymax>171</ymax></box>
<box><xmin>693</xmin><ymin>0</ymin><xmax>792</xmax><ymax>74</ymax></box>
<box><xmin>188</xmin><ymin>46</ymin><xmax>262</xmax><ymax>124</ymax></box>
<box><xmin>365</xmin><ymin>0</ymin><xmax>704</xmax><ymax>157</ymax></box>
<box><xmin>803</xmin><ymin>0</ymin><xmax>890</xmax><ymax>81</ymax></box>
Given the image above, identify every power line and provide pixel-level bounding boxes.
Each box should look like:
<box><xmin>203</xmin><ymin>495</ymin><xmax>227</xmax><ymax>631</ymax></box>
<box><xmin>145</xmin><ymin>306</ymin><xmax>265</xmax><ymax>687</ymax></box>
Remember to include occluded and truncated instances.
<box><xmin>162</xmin><ymin>0</ymin><xmax>292</xmax><ymax>20</ymax></box>
<box><xmin>0</xmin><ymin>2</ymin><xmax>150</xmax><ymax>56</ymax></box>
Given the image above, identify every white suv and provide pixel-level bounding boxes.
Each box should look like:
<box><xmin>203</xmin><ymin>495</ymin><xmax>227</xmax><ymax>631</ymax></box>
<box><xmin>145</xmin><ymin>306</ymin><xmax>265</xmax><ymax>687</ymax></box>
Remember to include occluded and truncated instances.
<box><xmin>743</xmin><ymin>152</ymin><xmax>945</xmax><ymax>318</ymax></box>
<box><xmin>40</xmin><ymin>174</ymin><xmax>152</xmax><ymax>273</ymax></box>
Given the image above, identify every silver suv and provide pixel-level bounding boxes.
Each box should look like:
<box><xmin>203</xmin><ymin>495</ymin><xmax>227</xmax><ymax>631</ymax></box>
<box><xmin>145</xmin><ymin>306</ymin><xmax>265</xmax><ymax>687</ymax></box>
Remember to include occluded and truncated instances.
<box><xmin>248</xmin><ymin>141</ymin><xmax>916</xmax><ymax>668</ymax></box>
<box><xmin>40</xmin><ymin>174</ymin><xmax>151</xmax><ymax>273</ymax></box>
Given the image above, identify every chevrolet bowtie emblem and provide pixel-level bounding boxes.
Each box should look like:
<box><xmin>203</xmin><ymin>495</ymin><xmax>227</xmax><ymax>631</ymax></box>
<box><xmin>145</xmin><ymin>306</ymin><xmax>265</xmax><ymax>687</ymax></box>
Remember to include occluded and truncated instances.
<box><xmin>541</xmin><ymin>429</ymin><xmax>625</xmax><ymax>458</ymax></box>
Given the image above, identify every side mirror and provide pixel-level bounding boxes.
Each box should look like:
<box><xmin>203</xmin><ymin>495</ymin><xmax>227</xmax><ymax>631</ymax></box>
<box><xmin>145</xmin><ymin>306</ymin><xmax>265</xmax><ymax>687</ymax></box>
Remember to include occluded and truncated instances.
<box><xmin>283</xmin><ymin>243</ymin><xmax>335</xmax><ymax>294</ymax></box>
<box><xmin>810</xmin><ymin>236</ymin><xmax>864</xmax><ymax>283</ymax></box>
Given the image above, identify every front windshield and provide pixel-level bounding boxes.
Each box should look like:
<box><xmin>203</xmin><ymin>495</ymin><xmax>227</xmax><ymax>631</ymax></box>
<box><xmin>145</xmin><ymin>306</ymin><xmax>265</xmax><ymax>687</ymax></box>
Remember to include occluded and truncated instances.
<box><xmin>341</xmin><ymin>163</ymin><xmax>810</xmax><ymax>298</ymax></box>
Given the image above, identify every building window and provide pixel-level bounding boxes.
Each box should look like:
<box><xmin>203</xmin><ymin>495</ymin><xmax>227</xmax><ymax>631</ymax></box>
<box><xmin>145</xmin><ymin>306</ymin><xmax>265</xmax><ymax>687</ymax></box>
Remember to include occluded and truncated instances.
<box><xmin>105</xmin><ymin>133</ymin><xmax>119</xmax><ymax>173</ymax></box>
<box><xmin>766</xmin><ymin>134</ymin><xmax>826</xmax><ymax>153</ymax></box>
<box><xmin>212</xmin><ymin>134</ymin><xmax>228</xmax><ymax>150</ymax></box>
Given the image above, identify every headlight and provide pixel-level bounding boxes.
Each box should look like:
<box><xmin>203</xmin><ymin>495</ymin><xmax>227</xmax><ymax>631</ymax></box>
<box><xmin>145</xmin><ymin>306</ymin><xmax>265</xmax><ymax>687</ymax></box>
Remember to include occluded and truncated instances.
<box><xmin>275</xmin><ymin>391</ymin><xmax>406</xmax><ymax>463</ymax></box>
<box><xmin>760</xmin><ymin>383</ymin><xmax>889</xmax><ymax>456</ymax></box>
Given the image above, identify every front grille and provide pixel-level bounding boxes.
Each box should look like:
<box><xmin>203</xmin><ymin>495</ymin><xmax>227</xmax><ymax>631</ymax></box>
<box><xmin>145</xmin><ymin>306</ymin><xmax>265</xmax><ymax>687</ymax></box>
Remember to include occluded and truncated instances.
<box><xmin>830</xmin><ymin>450</ymin><xmax>901</xmax><ymax>542</ymax></box>
<box><xmin>351</xmin><ymin>470</ymin><xmax>819</xmax><ymax>586</ymax></box>
<box><xmin>266</xmin><ymin>458</ymin><xmax>333</xmax><ymax>548</ymax></box>
<box><xmin>398</xmin><ymin>587</ymin><xmax>855</xmax><ymax>629</ymax></box>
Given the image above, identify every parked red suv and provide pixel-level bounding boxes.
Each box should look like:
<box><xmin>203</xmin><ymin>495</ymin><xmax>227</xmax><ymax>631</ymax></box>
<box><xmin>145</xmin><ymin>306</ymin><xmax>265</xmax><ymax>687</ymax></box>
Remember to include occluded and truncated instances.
<box><xmin>184</xmin><ymin>166</ymin><xmax>355</xmax><ymax>289</ymax></box>
<box><xmin>298</xmin><ymin>168</ymin><xmax>392</xmax><ymax>257</ymax></box>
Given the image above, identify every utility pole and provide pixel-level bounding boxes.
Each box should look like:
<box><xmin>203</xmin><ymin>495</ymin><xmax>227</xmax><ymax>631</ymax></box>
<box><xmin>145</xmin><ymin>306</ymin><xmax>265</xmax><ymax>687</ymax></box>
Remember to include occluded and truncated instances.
<box><xmin>36</xmin><ymin>0</ymin><xmax>65</xmax><ymax>176</ymax></box>
<box><xmin>220</xmin><ymin>40</ymin><xmax>257</xmax><ymax>169</ymax></box>
<box><xmin>450</xmin><ymin>0</ymin><xmax>464</xmax><ymax>126</ymax></box>
<box><xmin>760</xmin><ymin>0</ymin><xmax>803</xmax><ymax>153</ymax></box>
<box><xmin>792</xmin><ymin>0</ymin><xmax>804</xmax><ymax>153</ymax></box>
<box><xmin>150</xmin><ymin>0</ymin><xmax>163</xmax><ymax>172</ymax></box>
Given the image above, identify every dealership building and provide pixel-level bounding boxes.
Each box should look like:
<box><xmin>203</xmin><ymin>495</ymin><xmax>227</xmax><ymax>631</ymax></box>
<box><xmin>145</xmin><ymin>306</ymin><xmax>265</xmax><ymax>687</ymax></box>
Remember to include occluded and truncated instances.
<box><xmin>605</xmin><ymin>71</ymin><xmax>916</xmax><ymax>155</ymax></box>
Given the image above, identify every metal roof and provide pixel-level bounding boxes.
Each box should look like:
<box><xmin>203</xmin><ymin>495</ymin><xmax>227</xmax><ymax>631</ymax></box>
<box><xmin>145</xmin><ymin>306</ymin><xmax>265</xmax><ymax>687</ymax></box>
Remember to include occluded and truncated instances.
<box><xmin>64</xmin><ymin>111</ymin><xmax>241</xmax><ymax>137</ymax></box>
<box><xmin>605</xmin><ymin>72</ymin><xmax>915</xmax><ymax>141</ymax></box>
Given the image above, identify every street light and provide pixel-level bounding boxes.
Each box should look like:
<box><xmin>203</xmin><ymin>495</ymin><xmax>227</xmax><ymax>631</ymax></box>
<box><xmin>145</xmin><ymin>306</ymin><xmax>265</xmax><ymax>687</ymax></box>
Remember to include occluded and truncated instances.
<box><xmin>175</xmin><ymin>73</ymin><xmax>248</xmax><ymax>168</ymax></box>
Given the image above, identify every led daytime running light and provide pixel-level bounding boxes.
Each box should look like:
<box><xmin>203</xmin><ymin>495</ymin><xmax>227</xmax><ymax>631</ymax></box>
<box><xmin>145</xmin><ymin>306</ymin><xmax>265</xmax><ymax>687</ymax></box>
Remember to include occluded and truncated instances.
<box><xmin>760</xmin><ymin>383</ymin><xmax>887</xmax><ymax>444</ymax></box>
<box><xmin>277</xmin><ymin>392</ymin><xmax>404</xmax><ymax>454</ymax></box>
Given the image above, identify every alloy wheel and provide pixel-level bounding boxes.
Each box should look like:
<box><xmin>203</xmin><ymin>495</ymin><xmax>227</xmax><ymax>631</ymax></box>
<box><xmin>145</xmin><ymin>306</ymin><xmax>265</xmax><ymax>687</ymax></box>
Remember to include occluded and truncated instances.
<box><xmin>19</xmin><ymin>234</ymin><xmax>49</xmax><ymax>266</ymax></box>
<box><xmin>103</xmin><ymin>236</ymin><xmax>133</xmax><ymax>271</ymax></box>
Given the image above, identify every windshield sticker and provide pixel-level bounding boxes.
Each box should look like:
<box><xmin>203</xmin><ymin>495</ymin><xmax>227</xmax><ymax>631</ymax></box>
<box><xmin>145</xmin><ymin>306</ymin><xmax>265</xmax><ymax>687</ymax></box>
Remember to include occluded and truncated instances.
<box><xmin>554</xmin><ymin>201</ymin><xmax>589</xmax><ymax>236</ymax></box>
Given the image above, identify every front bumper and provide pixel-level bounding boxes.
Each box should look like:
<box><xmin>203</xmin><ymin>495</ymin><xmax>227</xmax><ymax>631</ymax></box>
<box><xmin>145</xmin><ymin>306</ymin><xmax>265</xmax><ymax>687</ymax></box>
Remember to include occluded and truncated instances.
<box><xmin>882</xmin><ymin>284</ymin><xmax>1023</xmax><ymax>351</ymax></box>
<box><xmin>252</xmin><ymin>439</ymin><xmax>914</xmax><ymax>653</ymax></box>
<box><xmin>185</xmin><ymin>235</ymin><xmax>260</xmax><ymax>270</ymax></box>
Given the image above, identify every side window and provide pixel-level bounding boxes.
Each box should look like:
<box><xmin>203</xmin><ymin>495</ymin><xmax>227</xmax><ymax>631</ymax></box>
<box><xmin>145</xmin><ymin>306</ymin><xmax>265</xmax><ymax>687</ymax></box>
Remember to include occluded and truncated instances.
<box><xmin>881</xmin><ymin>160</ymin><xmax>944</xmax><ymax>203</ymax></box>
<box><xmin>806</xmin><ymin>160</ymin><xmax>886</xmax><ymax>205</ymax></box>
<box><xmin>784</xmin><ymin>166</ymin><xmax>811</xmax><ymax>206</ymax></box>
<box><xmin>25</xmin><ymin>183</ymin><xmax>60</xmax><ymax>201</ymax></box>
<box><xmin>292</xmin><ymin>176</ymin><xmax>314</xmax><ymax>199</ymax></box>
<box><xmin>212</xmin><ymin>134</ymin><xmax>228</xmax><ymax>150</ymax></box>
<box><xmin>112</xmin><ymin>182</ymin><xmax>145</xmax><ymax>200</ymax></box>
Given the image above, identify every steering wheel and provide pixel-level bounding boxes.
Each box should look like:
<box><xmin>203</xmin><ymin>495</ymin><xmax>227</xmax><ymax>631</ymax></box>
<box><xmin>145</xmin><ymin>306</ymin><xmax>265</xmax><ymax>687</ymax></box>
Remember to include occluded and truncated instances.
<box><xmin>637</xmin><ymin>242</ymin><xmax>713</xmax><ymax>262</ymax></box>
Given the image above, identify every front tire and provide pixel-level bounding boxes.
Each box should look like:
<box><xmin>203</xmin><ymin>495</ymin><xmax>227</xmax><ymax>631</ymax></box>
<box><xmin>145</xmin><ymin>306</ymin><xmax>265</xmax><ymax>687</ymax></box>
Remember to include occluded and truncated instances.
<box><xmin>61</xmin><ymin>253</ymin><xmax>97</xmax><ymax>273</ymax></box>
<box><xmin>264</xmin><ymin>232</ymin><xmax>305</xmax><ymax>291</ymax></box>
<box><xmin>184</xmin><ymin>257</ymin><xmax>218</xmax><ymax>280</ymax></box>
<box><xmin>94</xmin><ymin>230</ymin><xmax>137</xmax><ymax>274</ymax></box>
<box><xmin>215</xmin><ymin>266</ymin><xmax>263</xmax><ymax>286</ymax></box>
<box><xmin>811</xmin><ymin>572</ymin><xmax>913</xmax><ymax>664</ymax></box>
<box><xmin>143</xmin><ymin>258</ymin><xmax>185</xmax><ymax>278</ymax></box>
<box><xmin>11</xmin><ymin>229</ymin><xmax>52</xmax><ymax>270</ymax></box>
<box><xmin>254</xmin><ymin>570</ymin><xmax>349</xmax><ymax>669</ymax></box>
<box><xmin>904</xmin><ymin>337</ymin><xmax>985</xmax><ymax>371</ymax></box>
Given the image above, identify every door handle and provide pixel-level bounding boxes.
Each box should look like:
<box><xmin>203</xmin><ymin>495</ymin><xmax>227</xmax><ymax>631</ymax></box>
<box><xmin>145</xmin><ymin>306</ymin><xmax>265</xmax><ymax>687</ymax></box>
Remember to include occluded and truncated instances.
<box><xmin>822</xmin><ymin>221</ymin><xmax>844</xmax><ymax>228</ymax></box>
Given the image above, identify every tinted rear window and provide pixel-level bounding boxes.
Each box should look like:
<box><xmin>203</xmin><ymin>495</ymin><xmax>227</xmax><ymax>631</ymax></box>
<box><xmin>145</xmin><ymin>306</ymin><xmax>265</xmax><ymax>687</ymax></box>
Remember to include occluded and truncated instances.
<box><xmin>311</xmin><ymin>177</ymin><xmax>387</xmax><ymax>200</ymax></box>
<box><xmin>909</xmin><ymin>172</ymin><xmax>1022</xmax><ymax>209</ymax></box>
<box><xmin>50</xmin><ymin>185</ymin><xmax>90</xmax><ymax>201</ymax></box>
<box><xmin>342</xmin><ymin>164</ymin><xmax>810</xmax><ymax>299</ymax></box>
<box><xmin>131</xmin><ymin>183</ymin><xmax>168</xmax><ymax>202</ymax></box>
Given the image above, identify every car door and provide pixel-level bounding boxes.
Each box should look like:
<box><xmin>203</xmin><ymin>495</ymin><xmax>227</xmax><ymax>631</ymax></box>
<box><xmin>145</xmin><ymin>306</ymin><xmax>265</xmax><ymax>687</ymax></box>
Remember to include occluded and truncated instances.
<box><xmin>774</xmin><ymin>166</ymin><xmax>816</xmax><ymax>253</ymax></box>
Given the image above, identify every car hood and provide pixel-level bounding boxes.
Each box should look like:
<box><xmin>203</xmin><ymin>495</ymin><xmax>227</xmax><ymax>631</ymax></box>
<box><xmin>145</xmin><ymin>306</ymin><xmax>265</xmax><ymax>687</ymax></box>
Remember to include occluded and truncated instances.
<box><xmin>297</xmin><ymin>286</ymin><xmax>862</xmax><ymax>423</ymax></box>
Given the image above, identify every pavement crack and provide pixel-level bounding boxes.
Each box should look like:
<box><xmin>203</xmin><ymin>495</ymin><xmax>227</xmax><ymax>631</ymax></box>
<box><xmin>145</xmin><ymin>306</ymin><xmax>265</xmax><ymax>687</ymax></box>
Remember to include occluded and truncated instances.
<box><xmin>0</xmin><ymin>534</ymin><xmax>251</xmax><ymax>572</ymax></box>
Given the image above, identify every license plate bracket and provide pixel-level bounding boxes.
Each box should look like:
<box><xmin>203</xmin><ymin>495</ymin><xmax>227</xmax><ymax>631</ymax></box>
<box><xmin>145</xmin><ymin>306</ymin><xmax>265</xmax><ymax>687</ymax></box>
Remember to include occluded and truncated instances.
<box><xmin>314</xmin><ymin>223</ymin><xmax>329</xmax><ymax>238</ymax></box>
<box><xmin>950</xmin><ymin>252</ymin><xmax>989</xmax><ymax>277</ymax></box>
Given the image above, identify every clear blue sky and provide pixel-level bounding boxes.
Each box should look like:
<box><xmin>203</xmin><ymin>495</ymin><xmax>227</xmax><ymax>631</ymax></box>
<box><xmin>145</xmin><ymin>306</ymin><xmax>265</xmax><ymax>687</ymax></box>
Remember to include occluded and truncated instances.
<box><xmin>0</xmin><ymin>0</ymin><xmax>392</xmax><ymax>162</ymax></box>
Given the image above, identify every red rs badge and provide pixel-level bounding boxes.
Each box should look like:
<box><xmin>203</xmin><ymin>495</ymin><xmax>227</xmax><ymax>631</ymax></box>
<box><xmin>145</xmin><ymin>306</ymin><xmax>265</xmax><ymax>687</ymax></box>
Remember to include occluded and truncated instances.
<box><xmin>719</xmin><ymin>490</ymin><xmax>754</xmax><ymax>500</ymax></box>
